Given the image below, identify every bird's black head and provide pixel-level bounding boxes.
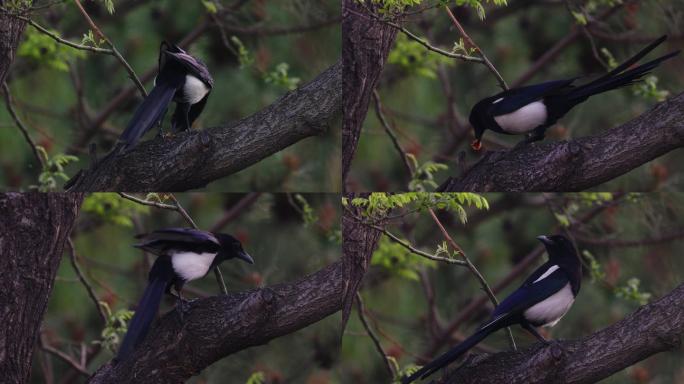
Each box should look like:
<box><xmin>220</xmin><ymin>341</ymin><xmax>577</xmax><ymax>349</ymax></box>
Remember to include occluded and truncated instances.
<box><xmin>468</xmin><ymin>99</ymin><xmax>489</xmax><ymax>151</ymax></box>
<box><xmin>214</xmin><ymin>233</ymin><xmax>254</xmax><ymax>264</ymax></box>
<box><xmin>537</xmin><ymin>234</ymin><xmax>577</xmax><ymax>263</ymax></box>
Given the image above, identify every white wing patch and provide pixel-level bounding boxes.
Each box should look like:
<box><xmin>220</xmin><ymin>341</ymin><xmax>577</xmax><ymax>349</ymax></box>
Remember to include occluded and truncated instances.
<box><xmin>492</xmin><ymin>97</ymin><xmax>504</xmax><ymax>104</ymax></box>
<box><xmin>182</xmin><ymin>75</ymin><xmax>210</xmax><ymax>104</ymax></box>
<box><xmin>171</xmin><ymin>251</ymin><xmax>217</xmax><ymax>282</ymax></box>
<box><xmin>493</xmin><ymin>101</ymin><xmax>548</xmax><ymax>134</ymax></box>
<box><xmin>524</xmin><ymin>283</ymin><xmax>575</xmax><ymax>327</ymax></box>
<box><xmin>533</xmin><ymin>265</ymin><xmax>560</xmax><ymax>284</ymax></box>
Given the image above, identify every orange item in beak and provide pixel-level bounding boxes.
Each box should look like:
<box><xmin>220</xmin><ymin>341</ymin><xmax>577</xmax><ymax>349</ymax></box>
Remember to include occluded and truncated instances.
<box><xmin>471</xmin><ymin>140</ymin><xmax>482</xmax><ymax>151</ymax></box>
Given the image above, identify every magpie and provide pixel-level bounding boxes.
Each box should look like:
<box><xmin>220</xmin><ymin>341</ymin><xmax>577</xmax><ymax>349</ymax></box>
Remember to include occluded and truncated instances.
<box><xmin>403</xmin><ymin>234</ymin><xmax>581</xmax><ymax>383</ymax></box>
<box><xmin>469</xmin><ymin>35</ymin><xmax>680</xmax><ymax>150</ymax></box>
<box><xmin>117</xmin><ymin>42</ymin><xmax>214</xmax><ymax>151</ymax></box>
<box><xmin>116</xmin><ymin>227</ymin><xmax>253</xmax><ymax>361</ymax></box>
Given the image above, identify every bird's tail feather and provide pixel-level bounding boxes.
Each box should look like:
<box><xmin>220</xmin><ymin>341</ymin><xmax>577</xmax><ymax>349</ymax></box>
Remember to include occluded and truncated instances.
<box><xmin>117</xmin><ymin>79</ymin><xmax>179</xmax><ymax>150</ymax></box>
<box><xmin>116</xmin><ymin>273</ymin><xmax>171</xmax><ymax>360</ymax></box>
<box><xmin>402</xmin><ymin>328</ymin><xmax>491</xmax><ymax>384</ymax></box>
<box><xmin>569</xmin><ymin>47</ymin><xmax>679</xmax><ymax>102</ymax></box>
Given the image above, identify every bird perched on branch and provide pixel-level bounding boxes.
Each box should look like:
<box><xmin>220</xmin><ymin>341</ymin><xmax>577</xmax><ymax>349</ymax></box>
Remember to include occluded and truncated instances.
<box><xmin>469</xmin><ymin>35</ymin><xmax>680</xmax><ymax>150</ymax></box>
<box><xmin>117</xmin><ymin>42</ymin><xmax>214</xmax><ymax>151</ymax></box>
<box><xmin>403</xmin><ymin>234</ymin><xmax>581</xmax><ymax>383</ymax></box>
<box><xmin>116</xmin><ymin>228</ymin><xmax>253</xmax><ymax>361</ymax></box>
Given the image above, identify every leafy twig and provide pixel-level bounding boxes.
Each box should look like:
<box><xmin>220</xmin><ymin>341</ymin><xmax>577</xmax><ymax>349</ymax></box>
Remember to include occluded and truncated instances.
<box><xmin>72</xmin><ymin>0</ymin><xmax>147</xmax><ymax>97</ymax></box>
<box><xmin>443</xmin><ymin>6</ymin><xmax>508</xmax><ymax>90</ymax></box>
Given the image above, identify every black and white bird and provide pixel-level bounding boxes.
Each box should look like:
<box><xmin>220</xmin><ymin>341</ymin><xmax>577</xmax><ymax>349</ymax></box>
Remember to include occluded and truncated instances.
<box><xmin>403</xmin><ymin>234</ymin><xmax>581</xmax><ymax>383</ymax></box>
<box><xmin>116</xmin><ymin>227</ymin><xmax>253</xmax><ymax>361</ymax></box>
<box><xmin>469</xmin><ymin>35</ymin><xmax>680</xmax><ymax>150</ymax></box>
<box><xmin>117</xmin><ymin>42</ymin><xmax>214</xmax><ymax>150</ymax></box>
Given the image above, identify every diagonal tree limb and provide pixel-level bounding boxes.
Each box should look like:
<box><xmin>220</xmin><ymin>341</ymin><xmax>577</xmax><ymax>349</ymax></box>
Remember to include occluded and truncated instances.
<box><xmin>440</xmin><ymin>283</ymin><xmax>684</xmax><ymax>384</ymax></box>
<box><xmin>439</xmin><ymin>92</ymin><xmax>684</xmax><ymax>192</ymax></box>
<box><xmin>67</xmin><ymin>62</ymin><xmax>341</xmax><ymax>191</ymax></box>
<box><xmin>87</xmin><ymin>261</ymin><xmax>346</xmax><ymax>383</ymax></box>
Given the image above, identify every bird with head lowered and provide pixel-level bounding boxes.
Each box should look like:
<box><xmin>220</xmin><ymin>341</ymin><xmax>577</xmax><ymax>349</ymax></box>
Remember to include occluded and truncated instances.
<box><xmin>115</xmin><ymin>227</ymin><xmax>253</xmax><ymax>362</ymax></box>
<box><xmin>116</xmin><ymin>42</ymin><xmax>214</xmax><ymax>151</ymax></box>
<box><xmin>403</xmin><ymin>234</ymin><xmax>581</xmax><ymax>383</ymax></box>
<box><xmin>469</xmin><ymin>35</ymin><xmax>680</xmax><ymax>150</ymax></box>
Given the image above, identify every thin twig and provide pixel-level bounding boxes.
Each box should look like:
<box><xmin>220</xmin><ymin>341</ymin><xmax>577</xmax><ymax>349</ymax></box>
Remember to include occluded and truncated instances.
<box><xmin>72</xmin><ymin>0</ymin><xmax>147</xmax><ymax>98</ymax></box>
<box><xmin>67</xmin><ymin>238</ymin><xmax>107</xmax><ymax>324</ymax></box>
<box><xmin>372</xmin><ymin>224</ymin><xmax>467</xmax><ymax>265</ymax></box>
<box><xmin>118</xmin><ymin>193</ymin><xmax>177</xmax><ymax>210</ymax></box>
<box><xmin>427</xmin><ymin>208</ymin><xmax>516</xmax><ymax>350</ymax></box>
<box><xmin>356</xmin><ymin>292</ymin><xmax>396</xmax><ymax>379</ymax></box>
<box><xmin>39</xmin><ymin>336</ymin><xmax>89</xmax><ymax>377</ymax></box>
<box><xmin>349</xmin><ymin>6</ymin><xmax>482</xmax><ymax>62</ymax></box>
<box><xmin>443</xmin><ymin>6</ymin><xmax>508</xmax><ymax>90</ymax></box>
<box><xmin>2</xmin><ymin>82</ymin><xmax>45</xmax><ymax>170</ymax></box>
<box><xmin>372</xmin><ymin>90</ymin><xmax>414</xmax><ymax>179</ymax></box>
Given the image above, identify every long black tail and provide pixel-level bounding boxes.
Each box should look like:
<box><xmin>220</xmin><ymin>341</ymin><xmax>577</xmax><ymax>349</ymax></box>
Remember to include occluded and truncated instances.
<box><xmin>402</xmin><ymin>328</ymin><xmax>492</xmax><ymax>384</ymax></box>
<box><xmin>117</xmin><ymin>75</ymin><xmax>181</xmax><ymax>150</ymax></box>
<box><xmin>568</xmin><ymin>36</ymin><xmax>679</xmax><ymax>102</ymax></box>
<box><xmin>116</xmin><ymin>258</ymin><xmax>173</xmax><ymax>361</ymax></box>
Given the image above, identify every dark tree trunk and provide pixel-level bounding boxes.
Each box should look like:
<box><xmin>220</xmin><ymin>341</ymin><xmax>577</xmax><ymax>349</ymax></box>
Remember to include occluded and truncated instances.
<box><xmin>0</xmin><ymin>1</ymin><xmax>30</xmax><ymax>85</ymax></box>
<box><xmin>0</xmin><ymin>193</ymin><xmax>84</xmax><ymax>384</ymax></box>
<box><xmin>340</xmin><ymin>200</ymin><xmax>383</xmax><ymax>333</ymax></box>
<box><xmin>342</xmin><ymin>0</ymin><xmax>398</xmax><ymax>189</ymax></box>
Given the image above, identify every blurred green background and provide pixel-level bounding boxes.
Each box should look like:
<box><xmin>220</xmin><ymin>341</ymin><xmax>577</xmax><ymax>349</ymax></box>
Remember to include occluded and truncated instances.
<box><xmin>1</xmin><ymin>0</ymin><xmax>340</xmax><ymax>191</ymax></box>
<box><xmin>348</xmin><ymin>1</ymin><xmax>684</xmax><ymax>192</ymax></box>
<box><xmin>36</xmin><ymin>193</ymin><xmax>341</xmax><ymax>384</ymax></box>
<box><xmin>344</xmin><ymin>192</ymin><xmax>684</xmax><ymax>384</ymax></box>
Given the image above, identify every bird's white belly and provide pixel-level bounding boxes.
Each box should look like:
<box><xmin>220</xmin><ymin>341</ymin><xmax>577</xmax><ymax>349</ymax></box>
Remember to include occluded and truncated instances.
<box><xmin>181</xmin><ymin>75</ymin><xmax>210</xmax><ymax>104</ymax></box>
<box><xmin>171</xmin><ymin>251</ymin><xmax>217</xmax><ymax>281</ymax></box>
<box><xmin>524</xmin><ymin>283</ymin><xmax>574</xmax><ymax>327</ymax></box>
<box><xmin>494</xmin><ymin>101</ymin><xmax>548</xmax><ymax>134</ymax></box>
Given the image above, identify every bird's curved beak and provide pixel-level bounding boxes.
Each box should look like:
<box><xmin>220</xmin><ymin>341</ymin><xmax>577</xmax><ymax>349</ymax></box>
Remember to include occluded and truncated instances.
<box><xmin>237</xmin><ymin>251</ymin><xmax>255</xmax><ymax>264</ymax></box>
<box><xmin>536</xmin><ymin>235</ymin><xmax>553</xmax><ymax>245</ymax></box>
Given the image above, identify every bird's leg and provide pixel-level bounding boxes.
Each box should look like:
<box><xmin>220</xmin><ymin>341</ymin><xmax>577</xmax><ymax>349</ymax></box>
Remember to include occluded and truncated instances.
<box><xmin>172</xmin><ymin>103</ymin><xmax>191</xmax><ymax>133</ymax></box>
<box><xmin>522</xmin><ymin>322</ymin><xmax>549</xmax><ymax>344</ymax></box>
<box><xmin>155</xmin><ymin>107</ymin><xmax>169</xmax><ymax>138</ymax></box>
<box><xmin>176</xmin><ymin>288</ymin><xmax>185</xmax><ymax>323</ymax></box>
<box><xmin>526</xmin><ymin>126</ymin><xmax>547</xmax><ymax>143</ymax></box>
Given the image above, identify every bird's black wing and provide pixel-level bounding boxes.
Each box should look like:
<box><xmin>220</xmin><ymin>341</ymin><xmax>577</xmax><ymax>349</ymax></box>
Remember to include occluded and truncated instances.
<box><xmin>487</xmin><ymin>79</ymin><xmax>576</xmax><ymax>116</ymax></box>
<box><xmin>165</xmin><ymin>51</ymin><xmax>214</xmax><ymax>88</ymax></box>
<box><xmin>134</xmin><ymin>228</ymin><xmax>221</xmax><ymax>254</ymax></box>
<box><xmin>483</xmin><ymin>267</ymin><xmax>569</xmax><ymax>330</ymax></box>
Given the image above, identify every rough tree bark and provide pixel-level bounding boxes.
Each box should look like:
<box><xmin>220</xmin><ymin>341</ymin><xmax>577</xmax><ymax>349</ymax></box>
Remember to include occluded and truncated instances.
<box><xmin>0</xmin><ymin>1</ymin><xmax>30</xmax><ymax>85</ymax></box>
<box><xmin>441</xmin><ymin>283</ymin><xmax>684</xmax><ymax>384</ymax></box>
<box><xmin>340</xmin><ymin>199</ymin><xmax>383</xmax><ymax>333</ymax></box>
<box><xmin>89</xmin><ymin>261</ymin><xmax>341</xmax><ymax>383</ymax></box>
<box><xmin>439</xmin><ymin>92</ymin><xmax>684</xmax><ymax>192</ymax></box>
<box><xmin>67</xmin><ymin>62</ymin><xmax>341</xmax><ymax>191</ymax></box>
<box><xmin>342</xmin><ymin>0</ymin><xmax>398</xmax><ymax>190</ymax></box>
<box><xmin>0</xmin><ymin>193</ymin><xmax>84</xmax><ymax>384</ymax></box>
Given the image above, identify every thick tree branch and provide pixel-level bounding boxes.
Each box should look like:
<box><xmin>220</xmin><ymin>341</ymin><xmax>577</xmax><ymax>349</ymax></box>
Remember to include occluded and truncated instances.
<box><xmin>440</xmin><ymin>283</ymin><xmax>684</xmax><ymax>384</ymax></box>
<box><xmin>440</xmin><ymin>92</ymin><xmax>684</xmax><ymax>192</ymax></box>
<box><xmin>88</xmin><ymin>261</ymin><xmax>345</xmax><ymax>383</ymax></box>
<box><xmin>67</xmin><ymin>62</ymin><xmax>341</xmax><ymax>191</ymax></box>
